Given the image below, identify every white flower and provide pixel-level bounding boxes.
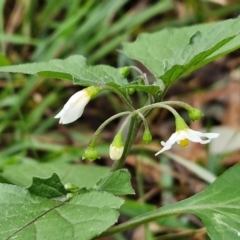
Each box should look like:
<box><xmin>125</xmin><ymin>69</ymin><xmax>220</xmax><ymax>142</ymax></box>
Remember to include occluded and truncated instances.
<box><xmin>55</xmin><ymin>90</ymin><xmax>90</xmax><ymax>124</ymax></box>
<box><xmin>155</xmin><ymin>129</ymin><xmax>219</xmax><ymax>156</ymax></box>
<box><xmin>109</xmin><ymin>144</ymin><xmax>124</xmax><ymax>161</ymax></box>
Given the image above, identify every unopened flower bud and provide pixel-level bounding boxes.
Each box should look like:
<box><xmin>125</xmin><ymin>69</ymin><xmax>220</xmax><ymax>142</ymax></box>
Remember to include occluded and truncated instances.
<box><xmin>120</xmin><ymin>66</ymin><xmax>131</xmax><ymax>77</ymax></box>
<box><xmin>188</xmin><ymin>108</ymin><xmax>204</xmax><ymax>121</ymax></box>
<box><xmin>66</xmin><ymin>193</ymin><xmax>75</xmax><ymax>200</ymax></box>
<box><xmin>82</xmin><ymin>146</ymin><xmax>100</xmax><ymax>161</ymax></box>
<box><xmin>143</xmin><ymin>128</ymin><xmax>152</xmax><ymax>144</ymax></box>
<box><xmin>109</xmin><ymin>133</ymin><xmax>124</xmax><ymax>161</ymax></box>
<box><xmin>64</xmin><ymin>183</ymin><xmax>79</xmax><ymax>192</ymax></box>
<box><xmin>128</xmin><ymin>87</ymin><xmax>135</xmax><ymax>95</ymax></box>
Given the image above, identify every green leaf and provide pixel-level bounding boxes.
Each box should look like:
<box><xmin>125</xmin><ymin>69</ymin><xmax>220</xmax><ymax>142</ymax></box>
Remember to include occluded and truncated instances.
<box><xmin>94</xmin><ymin>169</ymin><xmax>135</xmax><ymax>195</ymax></box>
<box><xmin>0</xmin><ymin>55</ymin><xmax>128</xmax><ymax>87</ymax></box>
<box><xmin>1</xmin><ymin>162</ymin><xmax>109</xmax><ymax>188</ymax></box>
<box><xmin>123</xmin><ymin>18</ymin><xmax>240</xmax><ymax>88</ymax></box>
<box><xmin>27</xmin><ymin>173</ymin><xmax>68</xmax><ymax>198</ymax></box>
<box><xmin>109</xmin><ymin>164</ymin><xmax>240</xmax><ymax>239</ymax></box>
<box><xmin>0</xmin><ymin>184</ymin><xmax>123</xmax><ymax>240</ymax></box>
<box><xmin>186</xmin><ymin>164</ymin><xmax>240</xmax><ymax>239</ymax></box>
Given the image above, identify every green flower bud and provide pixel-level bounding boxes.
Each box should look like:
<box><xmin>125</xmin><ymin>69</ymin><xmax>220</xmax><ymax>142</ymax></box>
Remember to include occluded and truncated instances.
<box><xmin>64</xmin><ymin>183</ymin><xmax>79</xmax><ymax>192</ymax></box>
<box><xmin>188</xmin><ymin>108</ymin><xmax>204</xmax><ymax>121</ymax></box>
<box><xmin>82</xmin><ymin>146</ymin><xmax>100</xmax><ymax>161</ymax></box>
<box><xmin>66</xmin><ymin>193</ymin><xmax>75</xmax><ymax>200</ymax></box>
<box><xmin>142</xmin><ymin>128</ymin><xmax>152</xmax><ymax>144</ymax></box>
<box><xmin>128</xmin><ymin>87</ymin><xmax>135</xmax><ymax>95</ymax></box>
<box><xmin>120</xmin><ymin>66</ymin><xmax>131</xmax><ymax>77</ymax></box>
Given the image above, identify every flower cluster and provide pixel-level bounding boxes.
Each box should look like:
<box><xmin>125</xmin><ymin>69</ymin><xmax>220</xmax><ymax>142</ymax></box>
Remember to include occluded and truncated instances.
<box><xmin>55</xmin><ymin>86</ymin><xmax>219</xmax><ymax>161</ymax></box>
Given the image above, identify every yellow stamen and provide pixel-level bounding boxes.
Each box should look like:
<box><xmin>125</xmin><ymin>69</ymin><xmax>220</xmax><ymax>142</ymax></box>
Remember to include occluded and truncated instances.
<box><xmin>180</xmin><ymin>138</ymin><xmax>189</xmax><ymax>147</ymax></box>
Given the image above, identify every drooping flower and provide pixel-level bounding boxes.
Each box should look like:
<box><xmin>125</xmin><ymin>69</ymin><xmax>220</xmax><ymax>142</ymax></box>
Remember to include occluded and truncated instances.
<box><xmin>109</xmin><ymin>133</ymin><xmax>124</xmax><ymax>161</ymax></box>
<box><xmin>155</xmin><ymin>117</ymin><xmax>219</xmax><ymax>156</ymax></box>
<box><xmin>55</xmin><ymin>86</ymin><xmax>101</xmax><ymax>124</ymax></box>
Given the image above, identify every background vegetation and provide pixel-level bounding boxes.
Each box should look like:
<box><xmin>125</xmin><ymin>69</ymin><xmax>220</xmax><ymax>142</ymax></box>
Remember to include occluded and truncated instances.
<box><xmin>1</xmin><ymin>0</ymin><xmax>240</xmax><ymax>239</ymax></box>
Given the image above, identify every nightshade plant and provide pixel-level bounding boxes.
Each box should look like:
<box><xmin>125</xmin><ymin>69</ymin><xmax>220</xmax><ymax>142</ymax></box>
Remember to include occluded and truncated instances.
<box><xmin>1</xmin><ymin>18</ymin><xmax>240</xmax><ymax>240</ymax></box>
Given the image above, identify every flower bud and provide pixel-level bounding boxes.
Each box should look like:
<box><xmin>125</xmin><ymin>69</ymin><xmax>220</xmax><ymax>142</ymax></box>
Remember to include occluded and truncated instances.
<box><xmin>128</xmin><ymin>87</ymin><xmax>135</xmax><ymax>95</ymax></box>
<box><xmin>142</xmin><ymin>128</ymin><xmax>152</xmax><ymax>144</ymax></box>
<box><xmin>109</xmin><ymin>133</ymin><xmax>124</xmax><ymax>161</ymax></box>
<box><xmin>188</xmin><ymin>108</ymin><xmax>204</xmax><ymax>121</ymax></box>
<box><xmin>120</xmin><ymin>66</ymin><xmax>131</xmax><ymax>77</ymax></box>
<box><xmin>66</xmin><ymin>193</ymin><xmax>75</xmax><ymax>200</ymax></box>
<box><xmin>64</xmin><ymin>183</ymin><xmax>79</xmax><ymax>192</ymax></box>
<box><xmin>82</xmin><ymin>146</ymin><xmax>100</xmax><ymax>161</ymax></box>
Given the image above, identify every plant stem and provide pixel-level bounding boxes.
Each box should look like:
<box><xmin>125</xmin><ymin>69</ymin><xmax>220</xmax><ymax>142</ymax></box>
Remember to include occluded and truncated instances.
<box><xmin>111</xmin><ymin>114</ymin><xmax>140</xmax><ymax>171</ymax></box>
<box><xmin>102</xmin><ymin>85</ymin><xmax>135</xmax><ymax>111</ymax></box>
<box><xmin>88</xmin><ymin>111</ymin><xmax>131</xmax><ymax>147</ymax></box>
<box><xmin>138</xmin><ymin>102</ymin><xmax>181</xmax><ymax>119</ymax></box>
<box><xmin>161</xmin><ymin>100</ymin><xmax>194</xmax><ymax>111</ymax></box>
<box><xmin>110</xmin><ymin>102</ymin><xmax>179</xmax><ymax>171</ymax></box>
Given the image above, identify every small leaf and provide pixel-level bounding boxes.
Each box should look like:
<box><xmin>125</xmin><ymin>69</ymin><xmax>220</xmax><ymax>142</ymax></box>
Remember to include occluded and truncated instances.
<box><xmin>94</xmin><ymin>169</ymin><xmax>135</xmax><ymax>195</ymax></box>
<box><xmin>123</xmin><ymin>18</ymin><xmax>240</xmax><ymax>88</ymax></box>
<box><xmin>0</xmin><ymin>184</ymin><xmax>124</xmax><ymax>240</ymax></box>
<box><xmin>27</xmin><ymin>173</ymin><xmax>68</xmax><ymax>198</ymax></box>
<box><xmin>0</xmin><ymin>55</ymin><xmax>128</xmax><ymax>87</ymax></box>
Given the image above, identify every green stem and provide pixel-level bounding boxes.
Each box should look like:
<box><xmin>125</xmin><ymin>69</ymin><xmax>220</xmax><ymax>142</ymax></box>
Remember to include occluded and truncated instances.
<box><xmin>110</xmin><ymin>103</ymin><xmax>180</xmax><ymax>171</ymax></box>
<box><xmin>138</xmin><ymin>102</ymin><xmax>181</xmax><ymax>119</ymax></box>
<box><xmin>111</xmin><ymin>114</ymin><xmax>140</xmax><ymax>171</ymax></box>
<box><xmin>137</xmin><ymin>112</ymin><xmax>149</xmax><ymax>131</ymax></box>
<box><xmin>161</xmin><ymin>100</ymin><xmax>194</xmax><ymax>111</ymax></box>
<box><xmin>102</xmin><ymin>85</ymin><xmax>135</xmax><ymax>111</ymax></box>
<box><xmin>129</xmin><ymin>66</ymin><xmax>154</xmax><ymax>104</ymax></box>
<box><xmin>88</xmin><ymin>111</ymin><xmax>131</xmax><ymax>147</ymax></box>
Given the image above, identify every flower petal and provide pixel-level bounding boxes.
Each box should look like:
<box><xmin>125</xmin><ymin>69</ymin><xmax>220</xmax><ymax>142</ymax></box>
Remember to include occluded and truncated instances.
<box><xmin>155</xmin><ymin>132</ymin><xmax>178</xmax><ymax>155</ymax></box>
<box><xmin>187</xmin><ymin>129</ymin><xmax>219</xmax><ymax>144</ymax></box>
<box><xmin>109</xmin><ymin>145</ymin><xmax>124</xmax><ymax>161</ymax></box>
<box><xmin>54</xmin><ymin>90</ymin><xmax>90</xmax><ymax>124</ymax></box>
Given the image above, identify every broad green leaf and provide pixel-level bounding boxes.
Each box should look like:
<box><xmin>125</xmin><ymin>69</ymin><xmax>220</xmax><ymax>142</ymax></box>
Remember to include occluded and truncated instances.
<box><xmin>27</xmin><ymin>173</ymin><xmax>68</xmax><ymax>198</ymax></box>
<box><xmin>108</xmin><ymin>164</ymin><xmax>240</xmax><ymax>239</ymax></box>
<box><xmin>1</xmin><ymin>162</ymin><xmax>109</xmax><ymax>188</ymax></box>
<box><xmin>123</xmin><ymin>18</ymin><xmax>240</xmax><ymax>88</ymax></box>
<box><xmin>0</xmin><ymin>55</ymin><xmax>128</xmax><ymax>87</ymax></box>
<box><xmin>186</xmin><ymin>163</ymin><xmax>240</xmax><ymax>239</ymax></box>
<box><xmin>94</xmin><ymin>169</ymin><xmax>135</xmax><ymax>195</ymax></box>
<box><xmin>0</xmin><ymin>184</ymin><xmax>123</xmax><ymax>240</ymax></box>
